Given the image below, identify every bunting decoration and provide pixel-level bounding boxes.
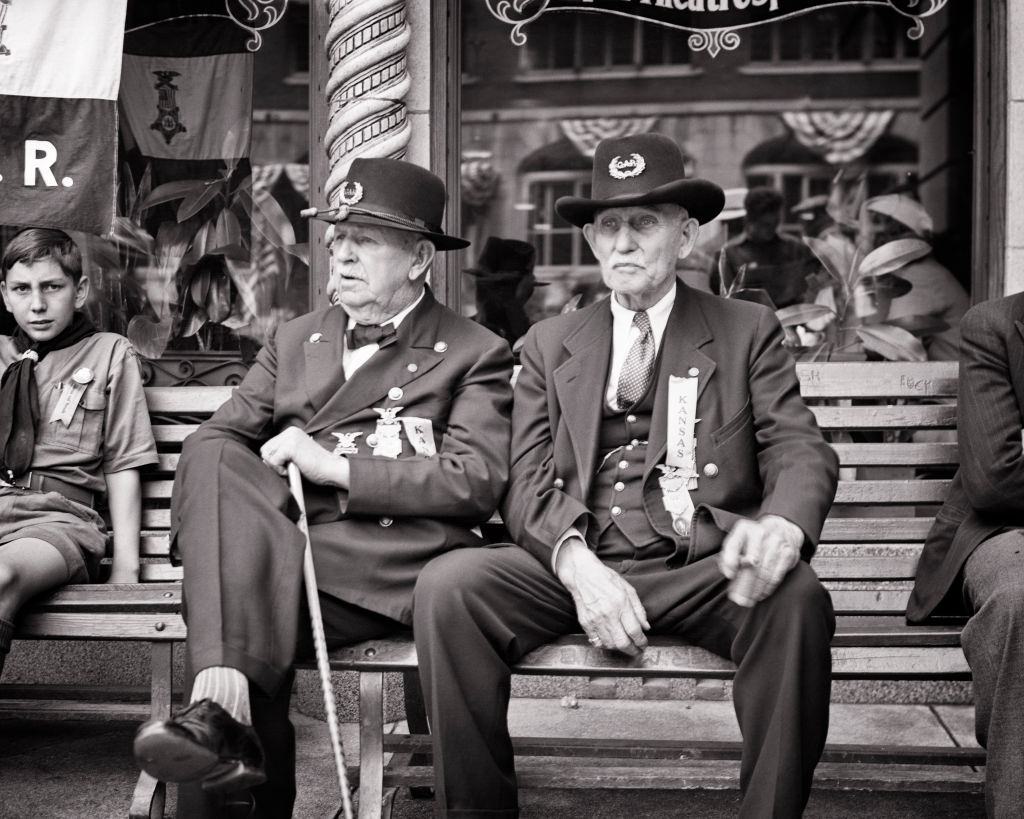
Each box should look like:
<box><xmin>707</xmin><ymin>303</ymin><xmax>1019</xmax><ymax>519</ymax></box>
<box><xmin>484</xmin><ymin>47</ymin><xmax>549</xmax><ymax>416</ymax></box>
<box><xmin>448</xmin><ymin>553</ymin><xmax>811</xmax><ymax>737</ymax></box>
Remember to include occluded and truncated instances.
<box><xmin>782</xmin><ymin>110</ymin><xmax>895</xmax><ymax>165</ymax></box>
<box><xmin>0</xmin><ymin>0</ymin><xmax>128</xmax><ymax>235</ymax></box>
<box><xmin>560</xmin><ymin>118</ymin><xmax>659</xmax><ymax>158</ymax></box>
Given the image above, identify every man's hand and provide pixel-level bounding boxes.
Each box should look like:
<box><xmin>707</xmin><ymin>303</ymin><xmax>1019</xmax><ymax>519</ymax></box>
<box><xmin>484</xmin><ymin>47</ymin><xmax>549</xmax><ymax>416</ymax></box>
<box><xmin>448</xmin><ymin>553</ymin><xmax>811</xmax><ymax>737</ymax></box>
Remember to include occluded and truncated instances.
<box><xmin>554</xmin><ymin>537</ymin><xmax>650</xmax><ymax>656</ymax></box>
<box><xmin>260</xmin><ymin>426</ymin><xmax>350</xmax><ymax>488</ymax></box>
<box><xmin>718</xmin><ymin>515</ymin><xmax>804</xmax><ymax>606</ymax></box>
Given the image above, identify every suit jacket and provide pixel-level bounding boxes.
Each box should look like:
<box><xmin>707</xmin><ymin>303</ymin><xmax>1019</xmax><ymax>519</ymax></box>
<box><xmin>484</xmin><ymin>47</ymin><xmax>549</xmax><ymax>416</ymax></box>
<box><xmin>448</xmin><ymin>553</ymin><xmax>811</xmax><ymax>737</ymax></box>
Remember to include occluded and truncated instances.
<box><xmin>502</xmin><ymin>283</ymin><xmax>838</xmax><ymax>570</ymax></box>
<box><xmin>173</xmin><ymin>289</ymin><xmax>513</xmax><ymax>623</ymax></box>
<box><xmin>908</xmin><ymin>293</ymin><xmax>1024</xmax><ymax>622</ymax></box>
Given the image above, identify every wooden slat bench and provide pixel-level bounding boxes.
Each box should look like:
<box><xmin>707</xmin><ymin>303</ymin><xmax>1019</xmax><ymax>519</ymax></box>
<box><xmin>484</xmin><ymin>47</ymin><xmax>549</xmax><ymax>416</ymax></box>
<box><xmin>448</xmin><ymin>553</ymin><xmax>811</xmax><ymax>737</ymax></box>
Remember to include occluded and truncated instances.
<box><xmin>0</xmin><ymin>361</ymin><xmax>980</xmax><ymax>818</ymax></box>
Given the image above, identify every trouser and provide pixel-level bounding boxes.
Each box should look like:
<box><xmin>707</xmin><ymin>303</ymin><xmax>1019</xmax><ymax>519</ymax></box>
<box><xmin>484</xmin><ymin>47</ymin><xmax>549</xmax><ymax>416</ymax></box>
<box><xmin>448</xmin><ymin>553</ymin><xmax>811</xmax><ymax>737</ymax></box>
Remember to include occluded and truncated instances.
<box><xmin>413</xmin><ymin>546</ymin><xmax>835</xmax><ymax>819</ymax></box>
<box><xmin>173</xmin><ymin>435</ymin><xmax>407</xmax><ymax>818</ymax></box>
<box><xmin>962</xmin><ymin>529</ymin><xmax>1024</xmax><ymax>819</ymax></box>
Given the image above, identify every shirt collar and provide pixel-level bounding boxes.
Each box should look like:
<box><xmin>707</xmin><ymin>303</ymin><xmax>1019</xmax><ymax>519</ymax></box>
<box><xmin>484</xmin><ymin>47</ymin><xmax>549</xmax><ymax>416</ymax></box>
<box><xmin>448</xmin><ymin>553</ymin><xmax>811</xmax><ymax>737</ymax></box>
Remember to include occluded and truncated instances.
<box><xmin>346</xmin><ymin>287</ymin><xmax>425</xmax><ymax>330</ymax></box>
<box><xmin>609</xmin><ymin>281</ymin><xmax>676</xmax><ymax>328</ymax></box>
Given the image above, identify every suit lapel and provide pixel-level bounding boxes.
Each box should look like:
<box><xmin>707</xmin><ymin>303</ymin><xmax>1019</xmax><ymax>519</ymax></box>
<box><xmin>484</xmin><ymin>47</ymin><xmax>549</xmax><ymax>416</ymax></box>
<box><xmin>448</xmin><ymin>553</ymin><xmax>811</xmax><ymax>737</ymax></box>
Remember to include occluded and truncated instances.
<box><xmin>303</xmin><ymin>307</ymin><xmax>348</xmax><ymax>410</ymax></box>
<box><xmin>554</xmin><ymin>303</ymin><xmax>612</xmax><ymax>498</ymax></box>
<box><xmin>304</xmin><ymin>291</ymin><xmax>446</xmax><ymax>435</ymax></box>
<box><xmin>644</xmin><ymin>286</ymin><xmax>716</xmax><ymax>479</ymax></box>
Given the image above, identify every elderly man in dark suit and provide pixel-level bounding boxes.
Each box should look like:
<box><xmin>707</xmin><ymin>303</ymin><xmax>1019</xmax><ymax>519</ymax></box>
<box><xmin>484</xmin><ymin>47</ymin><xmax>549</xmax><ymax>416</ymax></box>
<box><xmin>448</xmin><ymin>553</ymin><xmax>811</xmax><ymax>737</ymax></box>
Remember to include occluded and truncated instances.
<box><xmin>132</xmin><ymin>158</ymin><xmax>513</xmax><ymax>817</ymax></box>
<box><xmin>908</xmin><ymin>293</ymin><xmax>1024</xmax><ymax>816</ymax></box>
<box><xmin>414</xmin><ymin>133</ymin><xmax>839</xmax><ymax>818</ymax></box>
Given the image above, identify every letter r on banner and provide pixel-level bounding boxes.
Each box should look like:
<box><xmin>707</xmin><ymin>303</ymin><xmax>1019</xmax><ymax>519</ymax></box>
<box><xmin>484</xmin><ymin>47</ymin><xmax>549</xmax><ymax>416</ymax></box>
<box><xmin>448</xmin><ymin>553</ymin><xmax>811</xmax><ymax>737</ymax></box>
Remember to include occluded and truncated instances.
<box><xmin>24</xmin><ymin>140</ymin><xmax>59</xmax><ymax>187</ymax></box>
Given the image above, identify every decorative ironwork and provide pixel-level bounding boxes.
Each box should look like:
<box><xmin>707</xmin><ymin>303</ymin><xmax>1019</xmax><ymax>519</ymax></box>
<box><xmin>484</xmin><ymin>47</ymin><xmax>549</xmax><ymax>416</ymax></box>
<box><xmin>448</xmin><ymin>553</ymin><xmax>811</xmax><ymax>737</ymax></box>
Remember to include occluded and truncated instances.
<box><xmin>140</xmin><ymin>353</ymin><xmax>249</xmax><ymax>387</ymax></box>
<box><xmin>225</xmin><ymin>0</ymin><xmax>289</xmax><ymax>52</ymax></box>
<box><xmin>323</xmin><ymin>0</ymin><xmax>412</xmax><ymax>207</ymax></box>
<box><xmin>484</xmin><ymin>0</ymin><xmax>949</xmax><ymax>56</ymax></box>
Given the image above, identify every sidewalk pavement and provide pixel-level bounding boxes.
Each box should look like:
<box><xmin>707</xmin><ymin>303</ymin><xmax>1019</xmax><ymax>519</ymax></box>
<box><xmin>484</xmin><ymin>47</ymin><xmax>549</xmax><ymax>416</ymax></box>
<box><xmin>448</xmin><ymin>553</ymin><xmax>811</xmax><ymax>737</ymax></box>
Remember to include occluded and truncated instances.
<box><xmin>0</xmin><ymin>698</ymin><xmax>986</xmax><ymax>818</ymax></box>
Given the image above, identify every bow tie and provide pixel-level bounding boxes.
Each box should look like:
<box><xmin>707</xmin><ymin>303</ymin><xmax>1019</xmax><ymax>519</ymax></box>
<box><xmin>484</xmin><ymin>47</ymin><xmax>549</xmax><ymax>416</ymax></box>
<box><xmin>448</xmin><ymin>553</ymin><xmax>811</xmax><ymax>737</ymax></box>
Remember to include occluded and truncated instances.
<box><xmin>346</xmin><ymin>322</ymin><xmax>396</xmax><ymax>349</ymax></box>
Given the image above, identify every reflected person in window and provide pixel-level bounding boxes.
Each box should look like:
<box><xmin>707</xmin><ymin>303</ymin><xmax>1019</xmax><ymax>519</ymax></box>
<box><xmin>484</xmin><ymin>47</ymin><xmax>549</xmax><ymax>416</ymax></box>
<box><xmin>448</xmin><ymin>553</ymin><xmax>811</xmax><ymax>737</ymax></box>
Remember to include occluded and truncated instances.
<box><xmin>414</xmin><ymin>133</ymin><xmax>839</xmax><ymax>818</ymax></box>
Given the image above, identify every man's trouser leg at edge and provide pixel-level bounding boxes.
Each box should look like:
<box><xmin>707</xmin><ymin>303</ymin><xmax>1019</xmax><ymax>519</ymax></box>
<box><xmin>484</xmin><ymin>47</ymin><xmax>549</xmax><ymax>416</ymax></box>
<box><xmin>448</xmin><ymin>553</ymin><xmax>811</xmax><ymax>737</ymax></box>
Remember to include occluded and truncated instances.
<box><xmin>961</xmin><ymin>529</ymin><xmax>1024</xmax><ymax>818</ymax></box>
<box><xmin>172</xmin><ymin>434</ymin><xmax>408</xmax><ymax>817</ymax></box>
<box><xmin>413</xmin><ymin>546</ymin><xmax>834</xmax><ymax>819</ymax></box>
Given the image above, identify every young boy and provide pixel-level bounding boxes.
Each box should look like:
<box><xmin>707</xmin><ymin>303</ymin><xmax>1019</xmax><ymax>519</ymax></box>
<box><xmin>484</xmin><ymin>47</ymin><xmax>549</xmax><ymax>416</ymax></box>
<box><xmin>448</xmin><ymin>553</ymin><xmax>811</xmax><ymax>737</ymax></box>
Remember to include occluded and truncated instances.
<box><xmin>0</xmin><ymin>228</ymin><xmax>157</xmax><ymax>677</ymax></box>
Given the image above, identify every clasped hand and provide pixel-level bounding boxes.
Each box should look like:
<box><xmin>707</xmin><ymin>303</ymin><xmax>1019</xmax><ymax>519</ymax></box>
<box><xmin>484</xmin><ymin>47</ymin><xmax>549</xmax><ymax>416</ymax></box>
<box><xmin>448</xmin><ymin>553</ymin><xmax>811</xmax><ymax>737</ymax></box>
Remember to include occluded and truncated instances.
<box><xmin>555</xmin><ymin>538</ymin><xmax>650</xmax><ymax>656</ymax></box>
<box><xmin>259</xmin><ymin>426</ymin><xmax>350</xmax><ymax>488</ymax></box>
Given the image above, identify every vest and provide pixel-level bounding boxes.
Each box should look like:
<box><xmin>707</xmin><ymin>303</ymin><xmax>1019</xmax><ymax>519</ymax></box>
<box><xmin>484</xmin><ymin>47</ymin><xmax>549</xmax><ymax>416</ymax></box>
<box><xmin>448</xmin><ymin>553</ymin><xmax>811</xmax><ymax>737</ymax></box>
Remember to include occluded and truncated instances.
<box><xmin>588</xmin><ymin>360</ymin><xmax>676</xmax><ymax>561</ymax></box>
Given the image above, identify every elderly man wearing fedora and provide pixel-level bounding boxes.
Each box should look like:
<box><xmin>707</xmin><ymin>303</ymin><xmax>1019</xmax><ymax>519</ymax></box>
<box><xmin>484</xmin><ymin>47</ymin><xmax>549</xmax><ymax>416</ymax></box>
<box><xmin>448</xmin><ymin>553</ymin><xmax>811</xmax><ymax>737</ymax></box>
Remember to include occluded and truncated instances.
<box><xmin>414</xmin><ymin>133</ymin><xmax>838</xmax><ymax>818</ymax></box>
<box><xmin>132</xmin><ymin>158</ymin><xmax>513</xmax><ymax>817</ymax></box>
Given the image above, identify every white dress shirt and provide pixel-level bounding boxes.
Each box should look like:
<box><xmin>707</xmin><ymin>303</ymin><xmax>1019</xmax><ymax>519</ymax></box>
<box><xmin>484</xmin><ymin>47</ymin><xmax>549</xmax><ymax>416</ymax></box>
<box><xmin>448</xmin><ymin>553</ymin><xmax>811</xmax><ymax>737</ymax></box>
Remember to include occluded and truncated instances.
<box><xmin>341</xmin><ymin>289</ymin><xmax>425</xmax><ymax>379</ymax></box>
<box><xmin>553</xmin><ymin>283</ymin><xmax>677</xmax><ymax>571</ymax></box>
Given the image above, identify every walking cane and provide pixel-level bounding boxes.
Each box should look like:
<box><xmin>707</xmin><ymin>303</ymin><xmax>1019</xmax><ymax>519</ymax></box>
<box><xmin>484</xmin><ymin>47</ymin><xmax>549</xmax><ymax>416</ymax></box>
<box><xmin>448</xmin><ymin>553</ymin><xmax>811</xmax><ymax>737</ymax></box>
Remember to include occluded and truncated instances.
<box><xmin>287</xmin><ymin>463</ymin><xmax>355</xmax><ymax>819</ymax></box>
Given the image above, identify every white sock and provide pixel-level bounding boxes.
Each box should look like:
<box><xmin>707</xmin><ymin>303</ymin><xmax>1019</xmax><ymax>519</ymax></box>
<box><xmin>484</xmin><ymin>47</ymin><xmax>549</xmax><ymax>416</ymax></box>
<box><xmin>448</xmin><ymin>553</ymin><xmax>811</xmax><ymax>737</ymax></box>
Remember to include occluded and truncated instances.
<box><xmin>190</xmin><ymin>666</ymin><xmax>252</xmax><ymax>725</ymax></box>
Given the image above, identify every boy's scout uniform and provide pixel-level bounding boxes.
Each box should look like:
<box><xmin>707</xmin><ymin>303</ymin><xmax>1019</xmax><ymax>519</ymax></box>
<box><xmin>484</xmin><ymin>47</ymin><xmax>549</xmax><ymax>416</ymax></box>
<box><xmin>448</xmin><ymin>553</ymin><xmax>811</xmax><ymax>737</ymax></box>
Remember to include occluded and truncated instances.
<box><xmin>0</xmin><ymin>333</ymin><xmax>157</xmax><ymax>580</ymax></box>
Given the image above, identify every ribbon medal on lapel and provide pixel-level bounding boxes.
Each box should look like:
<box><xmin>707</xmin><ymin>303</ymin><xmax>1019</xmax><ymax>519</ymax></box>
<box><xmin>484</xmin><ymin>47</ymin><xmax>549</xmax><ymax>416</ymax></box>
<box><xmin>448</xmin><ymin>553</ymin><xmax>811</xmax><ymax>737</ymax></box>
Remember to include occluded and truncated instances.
<box><xmin>400</xmin><ymin>417</ymin><xmax>436</xmax><ymax>457</ymax></box>
<box><xmin>658</xmin><ymin>372</ymin><xmax>701</xmax><ymax>536</ymax></box>
<box><xmin>50</xmin><ymin>367</ymin><xmax>94</xmax><ymax>426</ymax></box>
<box><xmin>330</xmin><ymin>431</ymin><xmax>362</xmax><ymax>456</ymax></box>
<box><xmin>371</xmin><ymin>406</ymin><xmax>404</xmax><ymax>459</ymax></box>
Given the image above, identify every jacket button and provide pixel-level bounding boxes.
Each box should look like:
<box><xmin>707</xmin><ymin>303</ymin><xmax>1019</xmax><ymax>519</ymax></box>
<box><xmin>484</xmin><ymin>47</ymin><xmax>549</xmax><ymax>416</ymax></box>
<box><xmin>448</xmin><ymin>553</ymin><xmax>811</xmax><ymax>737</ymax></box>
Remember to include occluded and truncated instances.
<box><xmin>553</xmin><ymin>478</ymin><xmax>564</xmax><ymax>489</ymax></box>
<box><xmin>626</xmin><ymin>414</ymin><xmax>637</xmax><ymax>424</ymax></box>
<box><xmin>618</xmin><ymin>460</ymin><xmax>629</xmax><ymax>470</ymax></box>
<box><xmin>614</xmin><ymin>481</ymin><xmax>625</xmax><ymax>492</ymax></box>
<box><xmin>703</xmin><ymin>463</ymin><xmax>719</xmax><ymax>478</ymax></box>
<box><xmin>379</xmin><ymin>517</ymin><xmax>393</xmax><ymax>527</ymax></box>
<box><xmin>611</xmin><ymin>506</ymin><xmax>622</xmax><ymax>516</ymax></box>
<box><xmin>366</xmin><ymin>434</ymin><xmax>379</xmax><ymax>447</ymax></box>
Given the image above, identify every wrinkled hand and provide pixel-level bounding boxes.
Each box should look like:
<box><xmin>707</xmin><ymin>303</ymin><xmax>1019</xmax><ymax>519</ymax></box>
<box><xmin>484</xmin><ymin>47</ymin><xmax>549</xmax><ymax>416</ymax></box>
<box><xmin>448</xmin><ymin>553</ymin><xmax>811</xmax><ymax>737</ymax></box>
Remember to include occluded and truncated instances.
<box><xmin>260</xmin><ymin>426</ymin><xmax>349</xmax><ymax>488</ymax></box>
<box><xmin>555</xmin><ymin>538</ymin><xmax>650</xmax><ymax>656</ymax></box>
<box><xmin>718</xmin><ymin>515</ymin><xmax>804</xmax><ymax>606</ymax></box>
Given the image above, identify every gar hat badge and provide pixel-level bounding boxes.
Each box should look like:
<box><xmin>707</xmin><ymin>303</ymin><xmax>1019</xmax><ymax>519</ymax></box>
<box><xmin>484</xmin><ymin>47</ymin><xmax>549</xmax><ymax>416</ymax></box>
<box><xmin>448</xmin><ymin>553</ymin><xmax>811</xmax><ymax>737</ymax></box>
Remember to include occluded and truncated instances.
<box><xmin>608</xmin><ymin>153</ymin><xmax>646</xmax><ymax>180</ymax></box>
<box><xmin>0</xmin><ymin>0</ymin><xmax>13</xmax><ymax>57</ymax></box>
<box><xmin>151</xmin><ymin>70</ymin><xmax>187</xmax><ymax>145</ymax></box>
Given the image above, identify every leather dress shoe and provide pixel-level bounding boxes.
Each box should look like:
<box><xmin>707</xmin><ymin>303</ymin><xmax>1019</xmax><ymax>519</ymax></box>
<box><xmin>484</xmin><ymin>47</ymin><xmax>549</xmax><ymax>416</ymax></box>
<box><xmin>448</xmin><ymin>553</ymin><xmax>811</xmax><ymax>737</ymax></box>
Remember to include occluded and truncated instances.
<box><xmin>133</xmin><ymin>698</ymin><xmax>266</xmax><ymax>792</ymax></box>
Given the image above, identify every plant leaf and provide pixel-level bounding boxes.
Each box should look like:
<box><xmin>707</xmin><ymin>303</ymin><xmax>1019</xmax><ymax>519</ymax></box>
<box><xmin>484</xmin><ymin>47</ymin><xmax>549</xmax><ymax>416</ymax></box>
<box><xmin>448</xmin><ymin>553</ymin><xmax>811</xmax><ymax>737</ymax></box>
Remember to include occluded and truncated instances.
<box><xmin>177</xmin><ymin>179</ymin><xmax>225</xmax><ymax>222</ymax></box>
<box><xmin>205</xmin><ymin>274</ymin><xmax>232</xmax><ymax>322</ymax></box>
<box><xmin>142</xmin><ymin>180</ymin><xmax>208</xmax><ymax>210</ymax></box>
<box><xmin>856</xmin><ymin>324</ymin><xmax>928</xmax><ymax>362</ymax></box>
<box><xmin>858</xmin><ymin>238</ymin><xmax>931</xmax><ymax>279</ymax></box>
<box><xmin>803</xmin><ymin>235</ymin><xmax>854</xmax><ymax>284</ymax></box>
<box><xmin>130</xmin><ymin>164</ymin><xmax>154</xmax><ymax>224</ymax></box>
<box><xmin>251</xmin><ymin>188</ymin><xmax>296</xmax><ymax>250</ymax></box>
<box><xmin>775</xmin><ymin>303</ymin><xmax>836</xmax><ymax>328</ymax></box>
<box><xmin>127</xmin><ymin>315</ymin><xmax>173</xmax><ymax>359</ymax></box>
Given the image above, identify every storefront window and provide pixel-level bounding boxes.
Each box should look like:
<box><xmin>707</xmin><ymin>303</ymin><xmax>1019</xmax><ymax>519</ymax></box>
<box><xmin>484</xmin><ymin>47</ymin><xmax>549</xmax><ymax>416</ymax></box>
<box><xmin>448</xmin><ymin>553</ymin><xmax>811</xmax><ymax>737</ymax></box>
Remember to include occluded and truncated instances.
<box><xmin>0</xmin><ymin>0</ymin><xmax>311</xmax><ymax>386</ymax></box>
<box><xmin>459</xmin><ymin>2</ymin><xmax>973</xmax><ymax>362</ymax></box>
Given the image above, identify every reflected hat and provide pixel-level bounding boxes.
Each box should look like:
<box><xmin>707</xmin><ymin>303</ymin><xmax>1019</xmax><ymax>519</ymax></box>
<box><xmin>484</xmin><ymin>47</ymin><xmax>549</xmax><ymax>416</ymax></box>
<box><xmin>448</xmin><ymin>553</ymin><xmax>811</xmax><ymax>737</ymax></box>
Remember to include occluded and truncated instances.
<box><xmin>865</xmin><ymin>194</ymin><xmax>933</xmax><ymax>238</ymax></box>
<box><xmin>304</xmin><ymin>158</ymin><xmax>469</xmax><ymax>250</ymax></box>
<box><xmin>464</xmin><ymin>237</ymin><xmax>548</xmax><ymax>285</ymax></box>
<box><xmin>555</xmin><ymin>133</ymin><xmax>725</xmax><ymax>228</ymax></box>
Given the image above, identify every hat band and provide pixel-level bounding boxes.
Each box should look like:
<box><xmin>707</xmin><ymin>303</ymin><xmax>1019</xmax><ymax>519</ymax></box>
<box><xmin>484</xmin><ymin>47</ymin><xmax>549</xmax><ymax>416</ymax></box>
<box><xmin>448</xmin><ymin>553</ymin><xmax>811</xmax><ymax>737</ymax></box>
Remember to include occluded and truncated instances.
<box><xmin>324</xmin><ymin>204</ymin><xmax>440</xmax><ymax>234</ymax></box>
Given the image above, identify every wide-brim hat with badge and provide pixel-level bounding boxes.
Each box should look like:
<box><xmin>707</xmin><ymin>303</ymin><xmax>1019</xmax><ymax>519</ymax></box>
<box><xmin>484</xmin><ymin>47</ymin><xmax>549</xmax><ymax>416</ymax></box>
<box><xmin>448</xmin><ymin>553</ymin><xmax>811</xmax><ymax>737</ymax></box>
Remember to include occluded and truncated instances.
<box><xmin>302</xmin><ymin>157</ymin><xmax>469</xmax><ymax>250</ymax></box>
<box><xmin>555</xmin><ymin>133</ymin><xmax>726</xmax><ymax>228</ymax></box>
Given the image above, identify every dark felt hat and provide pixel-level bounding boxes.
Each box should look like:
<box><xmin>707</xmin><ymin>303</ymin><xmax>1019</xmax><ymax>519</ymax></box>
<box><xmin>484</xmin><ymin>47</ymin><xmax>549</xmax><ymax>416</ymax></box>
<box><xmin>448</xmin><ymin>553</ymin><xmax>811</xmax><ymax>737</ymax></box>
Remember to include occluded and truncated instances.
<box><xmin>463</xmin><ymin>237</ymin><xmax>548</xmax><ymax>285</ymax></box>
<box><xmin>307</xmin><ymin>158</ymin><xmax>469</xmax><ymax>250</ymax></box>
<box><xmin>555</xmin><ymin>133</ymin><xmax>725</xmax><ymax>228</ymax></box>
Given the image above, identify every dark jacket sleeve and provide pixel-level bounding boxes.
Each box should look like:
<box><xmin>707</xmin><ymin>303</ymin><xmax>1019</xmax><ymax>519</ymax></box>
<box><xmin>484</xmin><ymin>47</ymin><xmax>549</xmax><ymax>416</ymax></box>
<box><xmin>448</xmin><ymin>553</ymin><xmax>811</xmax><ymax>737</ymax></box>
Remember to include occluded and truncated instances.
<box><xmin>344</xmin><ymin>334</ymin><xmax>513</xmax><ymax>523</ymax></box>
<box><xmin>184</xmin><ymin>330</ymin><xmax>279</xmax><ymax>450</ymax></box>
<box><xmin>748</xmin><ymin>308</ymin><xmax>839</xmax><ymax>556</ymax></box>
<box><xmin>501</xmin><ymin>325</ymin><xmax>595</xmax><ymax>566</ymax></box>
<box><xmin>957</xmin><ymin>305</ymin><xmax>1024</xmax><ymax>517</ymax></box>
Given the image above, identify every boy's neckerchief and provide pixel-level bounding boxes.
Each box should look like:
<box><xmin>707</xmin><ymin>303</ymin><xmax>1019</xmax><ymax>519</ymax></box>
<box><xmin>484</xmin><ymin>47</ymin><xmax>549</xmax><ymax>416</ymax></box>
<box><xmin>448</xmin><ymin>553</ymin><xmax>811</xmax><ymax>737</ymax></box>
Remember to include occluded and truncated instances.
<box><xmin>0</xmin><ymin>312</ymin><xmax>96</xmax><ymax>482</ymax></box>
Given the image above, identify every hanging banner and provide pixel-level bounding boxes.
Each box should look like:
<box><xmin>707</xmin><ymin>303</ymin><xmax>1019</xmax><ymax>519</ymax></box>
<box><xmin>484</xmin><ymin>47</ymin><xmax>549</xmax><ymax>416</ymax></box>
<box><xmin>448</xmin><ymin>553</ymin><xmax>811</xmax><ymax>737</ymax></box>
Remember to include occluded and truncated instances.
<box><xmin>121</xmin><ymin>17</ymin><xmax>253</xmax><ymax>162</ymax></box>
<box><xmin>0</xmin><ymin>0</ymin><xmax>129</xmax><ymax>235</ymax></box>
<box><xmin>486</xmin><ymin>0</ymin><xmax>948</xmax><ymax>57</ymax></box>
